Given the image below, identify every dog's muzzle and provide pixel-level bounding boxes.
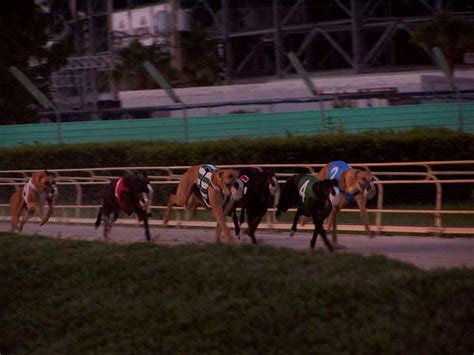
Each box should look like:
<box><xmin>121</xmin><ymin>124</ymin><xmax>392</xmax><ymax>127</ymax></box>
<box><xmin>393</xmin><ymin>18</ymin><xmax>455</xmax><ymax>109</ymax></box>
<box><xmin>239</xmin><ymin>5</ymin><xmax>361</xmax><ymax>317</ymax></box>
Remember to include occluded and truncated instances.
<box><xmin>269</xmin><ymin>177</ymin><xmax>281</xmax><ymax>207</ymax></box>
<box><xmin>364</xmin><ymin>181</ymin><xmax>376</xmax><ymax>200</ymax></box>
<box><xmin>47</xmin><ymin>184</ymin><xmax>59</xmax><ymax>200</ymax></box>
<box><xmin>139</xmin><ymin>184</ymin><xmax>154</xmax><ymax>213</ymax></box>
<box><xmin>230</xmin><ymin>180</ymin><xmax>244</xmax><ymax>201</ymax></box>
<box><xmin>329</xmin><ymin>186</ymin><xmax>340</xmax><ymax>208</ymax></box>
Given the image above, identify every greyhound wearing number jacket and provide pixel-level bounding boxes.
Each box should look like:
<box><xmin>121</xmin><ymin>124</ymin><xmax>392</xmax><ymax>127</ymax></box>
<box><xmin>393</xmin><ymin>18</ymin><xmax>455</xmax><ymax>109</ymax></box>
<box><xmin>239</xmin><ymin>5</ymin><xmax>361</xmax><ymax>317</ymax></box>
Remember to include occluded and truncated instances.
<box><xmin>276</xmin><ymin>174</ymin><xmax>340</xmax><ymax>251</ymax></box>
<box><xmin>9</xmin><ymin>170</ymin><xmax>58</xmax><ymax>232</ymax></box>
<box><xmin>95</xmin><ymin>173</ymin><xmax>154</xmax><ymax>241</ymax></box>
<box><xmin>163</xmin><ymin>165</ymin><xmax>243</xmax><ymax>244</ymax></box>
<box><xmin>230</xmin><ymin>167</ymin><xmax>280</xmax><ymax>244</ymax></box>
<box><xmin>318</xmin><ymin>161</ymin><xmax>376</xmax><ymax>248</ymax></box>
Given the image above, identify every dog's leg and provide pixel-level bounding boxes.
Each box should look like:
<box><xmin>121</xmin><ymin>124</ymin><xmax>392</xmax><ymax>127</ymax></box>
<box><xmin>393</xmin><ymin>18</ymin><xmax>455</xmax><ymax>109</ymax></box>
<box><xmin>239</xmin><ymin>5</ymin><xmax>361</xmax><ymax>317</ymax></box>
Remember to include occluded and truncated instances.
<box><xmin>164</xmin><ymin>190</ymin><xmax>195</xmax><ymax>224</ymax></box>
<box><xmin>356</xmin><ymin>197</ymin><xmax>375</xmax><ymax>238</ymax></box>
<box><xmin>327</xmin><ymin>208</ymin><xmax>346</xmax><ymax>250</ymax></box>
<box><xmin>312</xmin><ymin>214</ymin><xmax>334</xmax><ymax>252</ymax></box>
<box><xmin>290</xmin><ymin>209</ymin><xmax>303</xmax><ymax>237</ymax></box>
<box><xmin>35</xmin><ymin>202</ymin><xmax>45</xmax><ymax>225</ymax></box>
<box><xmin>213</xmin><ymin>208</ymin><xmax>236</xmax><ymax>244</ymax></box>
<box><xmin>239</xmin><ymin>203</ymin><xmax>246</xmax><ymax>226</ymax></box>
<box><xmin>326</xmin><ymin>208</ymin><xmax>337</xmax><ymax>243</ymax></box>
<box><xmin>300</xmin><ymin>216</ymin><xmax>307</xmax><ymax>227</ymax></box>
<box><xmin>113</xmin><ymin>209</ymin><xmax>119</xmax><ymax>222</ymax></box>
<box><xmin>40</xmin><ymin>200</ymin><xmax>54</xmax><ymax>226</ymax></box>
<box><xmin>164</xmin><ymin>189</ymin><xmax>194</xmax><ymax>224</ymax></box>
<box><xmin>209</xmin><ymin>190</ymin><xmax>237</xmax><ymax>244</ymax></box>
<box><xmin>10</xmin><ymin>209</ymin><xmax>17</xmax><ymax>233</ymax></box>
<box><xmin>214</xmin><ymin>224</ymin><xmax>222</xmax><ymax>243</ymax></box>
<box><xmin>11</xmin><ymin>204</ymin><xmax>24</xmax><ymax>233</ymax></box>
<box><xmin>185</xmin><ymin>195</ymin><xmax>201</xmax><ymax>220</ymax></box>
<box><xmin>163</xmin><ymin>194</ymin><xmax>177</xmax><ymax>224</ymax></box>
<box><xmin>310</xmin><ymin>225</ymin><xmax>318</xmax><ymax>249</ymax></box>
<box><xmin>246</xmin><ymin>215</ymin><xmax>261</xmax><ymax>244</ymax></box>
<box><xmin>102</xmin><ymin>213</ymin><xmax>113</xmax><ymax>240</ymax></box>
<box><xmin>143</xmin><ymin>214</ymin><xmax>151</xmax><ymax>241</ymax></box>
<box><xmin>164</xmin><ymin>170</ymin><xmax>196</xmax><ymax>224</ymax></box>
<box><xmin>10</xmin><ymin>194</ymin><xmax>23</xmax><ymax>233</ymax></box>
<box><xmin>231</xmin><ymin>206</ymin><xmax>241</xmax><ymax>239</ymax></box>
<box><xmin>18</xmin><ymin>207</ymin><xmax>34</xmax><ymax>232</ymax></box>
<box><xmin>95</xmin><ymin>207</ymin><xmax>103</xmax><ymax>228</ymax></box>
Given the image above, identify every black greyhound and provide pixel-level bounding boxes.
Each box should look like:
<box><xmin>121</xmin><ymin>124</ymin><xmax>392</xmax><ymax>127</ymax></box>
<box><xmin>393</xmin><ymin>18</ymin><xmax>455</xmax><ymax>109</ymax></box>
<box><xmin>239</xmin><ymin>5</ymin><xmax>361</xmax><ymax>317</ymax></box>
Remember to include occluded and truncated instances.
<box><xmin>230</xmin><ymin>168</ymin><xmax>280</xmax><ymax>244</ymax></box>
<box><xmin>276</xmin><ymin>174</ymin><xmax>340</xmax><ymax>251</ymax></box>
<box><xmin>95</xmin><ymin>173</ymin><xmax>154</xmax><ymax>241</ymax></box>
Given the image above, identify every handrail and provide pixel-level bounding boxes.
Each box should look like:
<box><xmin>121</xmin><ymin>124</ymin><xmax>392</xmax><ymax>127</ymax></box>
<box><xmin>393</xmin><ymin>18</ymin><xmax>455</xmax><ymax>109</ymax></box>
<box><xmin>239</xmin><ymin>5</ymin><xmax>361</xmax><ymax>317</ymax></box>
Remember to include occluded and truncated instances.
<box><xmin>0</xmin><ymin>161</ymin><xmax>473</xmax><ymax>236</ymax></box>
<box><xmin>0</xmin><ymin>160</ymin><xmax>472</xmax><ymax>174</ymax></box>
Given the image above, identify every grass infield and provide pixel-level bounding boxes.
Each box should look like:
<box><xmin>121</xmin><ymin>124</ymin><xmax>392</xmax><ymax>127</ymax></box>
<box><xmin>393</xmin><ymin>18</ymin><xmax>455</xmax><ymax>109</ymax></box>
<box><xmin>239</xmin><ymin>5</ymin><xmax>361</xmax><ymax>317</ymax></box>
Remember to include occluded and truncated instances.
<box><xmin>0</xmin><ymin>233</ymin><xmax>473</xmax><ymax>354</ymax></box>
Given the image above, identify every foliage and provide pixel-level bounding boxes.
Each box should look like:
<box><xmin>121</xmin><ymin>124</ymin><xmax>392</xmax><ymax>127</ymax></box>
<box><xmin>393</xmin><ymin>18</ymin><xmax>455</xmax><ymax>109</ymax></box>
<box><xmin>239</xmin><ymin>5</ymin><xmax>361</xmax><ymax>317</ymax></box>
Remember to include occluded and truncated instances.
<box><xmin>412</xmin><ymin>12</ymin><xmax>474</xmax><ymax>73</ymax></box>
<box><xmin>114</xmin><ymin>40</ymin><xmax>179</xmax><ymax>90</ymax></box>
<box><xmin>0</xmin><ymin>129</ymin><xmax>472</xmax><ymax>170</ymax></box>
<box><xmin>180</xmin><ymin>22</ymin><xmax>222</xmax><ymax>86</ymax></box>
<box><xmin>1</xmin><ymin>128</ymin><xmax>471</xmax><ymax>205</ymax></box>
<box><xmin>0</xmin><ymin>0</ymin><xmax>73</xmax><ymax>124</ymax></box>
<box><xmin>115</xmin><ymin>23</ymin><xmax>221</xmax><ymax>90</ymax></box>
<box><xmin>0</xmin><ymin>234</ymin><xmax>473</xmax><ymax>353</ymax></box>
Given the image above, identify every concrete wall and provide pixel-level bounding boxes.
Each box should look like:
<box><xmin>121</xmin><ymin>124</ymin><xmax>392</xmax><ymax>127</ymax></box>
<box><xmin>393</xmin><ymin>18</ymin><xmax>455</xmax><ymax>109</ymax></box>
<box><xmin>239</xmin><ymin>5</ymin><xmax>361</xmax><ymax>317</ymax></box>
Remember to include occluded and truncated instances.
<box><xmin>1</xmin><ymin>103</ymin><xmax>472</xmax><ymax>147</ymax></box>
<box><xmin>118</xmin><ymin>69</ymin><xmax>474</xmax><ymax>118</ymax></box>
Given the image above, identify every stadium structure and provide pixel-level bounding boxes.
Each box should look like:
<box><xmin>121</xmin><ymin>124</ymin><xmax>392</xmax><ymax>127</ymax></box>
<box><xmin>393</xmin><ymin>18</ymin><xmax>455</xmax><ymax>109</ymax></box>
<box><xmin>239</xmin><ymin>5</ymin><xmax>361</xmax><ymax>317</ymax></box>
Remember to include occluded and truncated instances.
<box><xmin>44</xmin><ymin>0</ymin><xmax>474</xmax><ymax>120</ymax></box>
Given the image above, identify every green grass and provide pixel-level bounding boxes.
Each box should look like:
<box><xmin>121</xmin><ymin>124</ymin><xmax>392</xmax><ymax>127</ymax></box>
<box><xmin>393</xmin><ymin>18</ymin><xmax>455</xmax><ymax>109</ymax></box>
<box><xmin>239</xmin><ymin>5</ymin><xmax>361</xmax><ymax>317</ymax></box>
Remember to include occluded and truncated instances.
<box><xmin>0</xmin><ymin>233</ymin><xmax>473</xmax><ymax>354</ymax></box>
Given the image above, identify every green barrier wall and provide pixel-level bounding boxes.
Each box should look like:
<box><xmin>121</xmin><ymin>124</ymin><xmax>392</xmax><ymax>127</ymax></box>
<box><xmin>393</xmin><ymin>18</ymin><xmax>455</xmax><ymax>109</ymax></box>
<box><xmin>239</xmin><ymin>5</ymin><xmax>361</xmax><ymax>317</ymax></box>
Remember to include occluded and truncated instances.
<box><xmin>0</xmin><ymin>103</ymin><xmax>472</xmax><ymax>147</ymax></box>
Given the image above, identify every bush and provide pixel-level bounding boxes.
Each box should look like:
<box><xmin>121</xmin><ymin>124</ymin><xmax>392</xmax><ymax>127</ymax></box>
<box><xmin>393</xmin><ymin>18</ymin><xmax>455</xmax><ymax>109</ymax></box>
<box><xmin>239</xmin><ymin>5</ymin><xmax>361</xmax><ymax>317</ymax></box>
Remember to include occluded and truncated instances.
<box><xmin>0</xmin><ymin>128</ymin><xmax>472</xmax><ymax>170</ymax></box>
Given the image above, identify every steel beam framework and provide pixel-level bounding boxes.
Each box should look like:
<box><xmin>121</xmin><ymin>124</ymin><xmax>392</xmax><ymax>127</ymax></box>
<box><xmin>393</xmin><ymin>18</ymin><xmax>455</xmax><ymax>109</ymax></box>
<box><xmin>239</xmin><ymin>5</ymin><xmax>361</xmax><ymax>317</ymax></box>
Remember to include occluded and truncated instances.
<box><xmin>196</xmin><ymin>0</ymin><xmax>474</xmax><ymax>81</ymax></box>
<box><xmin>51</xmin><ymin>0</ymin><xmax>116</xmax><ymax>112</ymax></box>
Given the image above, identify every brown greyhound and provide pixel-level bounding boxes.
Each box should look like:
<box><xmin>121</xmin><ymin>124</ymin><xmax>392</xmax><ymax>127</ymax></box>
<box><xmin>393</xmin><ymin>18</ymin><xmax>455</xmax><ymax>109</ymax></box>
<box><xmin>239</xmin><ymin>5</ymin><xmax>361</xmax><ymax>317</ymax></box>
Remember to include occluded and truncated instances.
<box><xmin>10</xmin><ymin>170</ymin><xmax>58</xmax><ymax>232</ymax></box>
<box><xmin>318</xmin><ymin>161</ymin><xmax>376</xmax><ymax>248</ymax></box>
<box><xmin>163</xmin><ymin>165</ymin><xmax>243</xmax><ymax>243</ymax></box>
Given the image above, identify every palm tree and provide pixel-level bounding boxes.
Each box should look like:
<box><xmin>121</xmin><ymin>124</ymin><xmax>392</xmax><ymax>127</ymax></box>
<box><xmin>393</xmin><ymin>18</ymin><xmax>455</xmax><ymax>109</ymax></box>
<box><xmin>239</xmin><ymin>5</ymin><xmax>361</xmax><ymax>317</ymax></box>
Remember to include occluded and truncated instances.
<box><xmin>114</xmin><ymin>40</ymin><xmax>179</xmax><ymax>90</ymax></box>
<box><xmin>412</xmin><ymin>13</ymin><xmax>474</xmax><ymax>74</ymax></box>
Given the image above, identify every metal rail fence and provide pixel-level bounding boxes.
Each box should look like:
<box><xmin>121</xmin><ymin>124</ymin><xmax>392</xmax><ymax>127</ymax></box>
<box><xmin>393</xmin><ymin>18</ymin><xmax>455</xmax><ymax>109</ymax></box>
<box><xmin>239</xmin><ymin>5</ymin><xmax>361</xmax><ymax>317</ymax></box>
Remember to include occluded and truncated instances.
<box><xmin>0</xmin><ymin>161</ymin><xmax>473</xmax><ymax>236</ymax></box>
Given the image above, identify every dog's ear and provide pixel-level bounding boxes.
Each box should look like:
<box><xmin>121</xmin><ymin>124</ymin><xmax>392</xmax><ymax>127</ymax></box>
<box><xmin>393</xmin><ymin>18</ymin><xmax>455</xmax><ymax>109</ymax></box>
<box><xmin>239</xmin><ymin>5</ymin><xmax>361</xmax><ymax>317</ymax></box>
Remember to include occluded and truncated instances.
<box><xmin>211</xmin><ymin>170</ymin><xmax>225</xmax><ymax>188</ymax></box>
<box><xmin>31</xmin><ymin>171</ymin><xmax>44</xmax><ymax>186</ymax></box>
<box><xmin>44</xmin><ymin>170</ymin><xmax>57</xmax><ymax>178</ymax></box>
<box><xmin>356</xmin><ymin>170</ymin><xmax>370</xmax><ymax>186</ymax></box>
<box><xmin>122</xmin><ymin>175</ymin><xmax>132</xmax><ymax>187</ymax></box>
<box><xmin>133</xmin><ymin>170</ymin><xmax>148</xmax><ymax>178</ymax></box>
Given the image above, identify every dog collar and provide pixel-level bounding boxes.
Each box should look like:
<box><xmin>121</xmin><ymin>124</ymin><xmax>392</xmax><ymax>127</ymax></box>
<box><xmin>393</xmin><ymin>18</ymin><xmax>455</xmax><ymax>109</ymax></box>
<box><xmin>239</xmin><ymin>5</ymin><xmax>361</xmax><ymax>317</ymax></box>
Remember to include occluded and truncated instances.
<box><xmin>27</xmin><ymin>179</ymin><xmax>39</xmax><ymax>191</ymax></box>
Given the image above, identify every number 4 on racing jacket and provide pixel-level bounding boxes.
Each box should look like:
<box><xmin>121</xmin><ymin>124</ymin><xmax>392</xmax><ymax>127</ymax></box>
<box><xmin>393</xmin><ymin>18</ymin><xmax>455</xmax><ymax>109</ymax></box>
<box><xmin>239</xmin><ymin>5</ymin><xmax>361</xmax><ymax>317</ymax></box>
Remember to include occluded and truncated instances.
<box><xmin>276</xmin><ymin>174</ymin><xmax>340</xmax><ymax>251</ymax></box>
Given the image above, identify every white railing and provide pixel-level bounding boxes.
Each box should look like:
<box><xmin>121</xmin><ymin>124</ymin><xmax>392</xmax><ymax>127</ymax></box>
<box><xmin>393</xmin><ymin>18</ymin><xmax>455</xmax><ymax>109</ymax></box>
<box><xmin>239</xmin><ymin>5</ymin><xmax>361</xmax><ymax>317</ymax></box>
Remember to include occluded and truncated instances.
<box><xmin>0</xmin><ymin>161</ymin><xmax>473</xmax><ymax>235</ymax></box>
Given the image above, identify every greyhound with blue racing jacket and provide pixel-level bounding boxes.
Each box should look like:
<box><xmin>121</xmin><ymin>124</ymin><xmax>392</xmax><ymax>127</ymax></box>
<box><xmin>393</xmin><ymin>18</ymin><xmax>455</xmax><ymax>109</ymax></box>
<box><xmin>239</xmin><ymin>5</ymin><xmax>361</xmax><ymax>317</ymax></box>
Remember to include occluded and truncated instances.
<box><xmin>318</xmin><ymin>161</ymin><xmax>376</xmax><ymax>248</ymax></box>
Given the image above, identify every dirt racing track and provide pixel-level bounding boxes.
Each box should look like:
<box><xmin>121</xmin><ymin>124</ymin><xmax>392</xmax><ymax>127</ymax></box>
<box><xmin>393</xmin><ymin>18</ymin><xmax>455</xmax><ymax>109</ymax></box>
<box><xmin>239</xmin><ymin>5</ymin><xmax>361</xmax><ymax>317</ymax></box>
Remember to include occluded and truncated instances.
<box><xmin>1</xmin><ymin>222</ymin><xmax>473</xmax><ymax>270</ymax></box>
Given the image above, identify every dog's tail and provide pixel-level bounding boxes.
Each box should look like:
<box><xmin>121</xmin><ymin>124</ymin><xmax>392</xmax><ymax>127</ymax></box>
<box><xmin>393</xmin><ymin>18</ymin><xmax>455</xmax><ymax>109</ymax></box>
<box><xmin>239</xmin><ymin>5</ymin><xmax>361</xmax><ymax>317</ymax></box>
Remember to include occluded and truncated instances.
<box><xmin>95</xmin><ymin>207</ymin><xmax>103</xmax><ymax>229</ymax></box>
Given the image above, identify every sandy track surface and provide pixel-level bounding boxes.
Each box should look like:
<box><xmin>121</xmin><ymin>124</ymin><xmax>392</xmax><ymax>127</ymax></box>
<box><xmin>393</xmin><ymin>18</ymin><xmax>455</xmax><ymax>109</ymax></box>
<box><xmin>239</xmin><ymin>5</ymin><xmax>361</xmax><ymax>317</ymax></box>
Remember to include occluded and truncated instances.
<box><xmin>1</xmin><ymin>222</ymin><xmax>473</xmax><ymax>270</ymax></box>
